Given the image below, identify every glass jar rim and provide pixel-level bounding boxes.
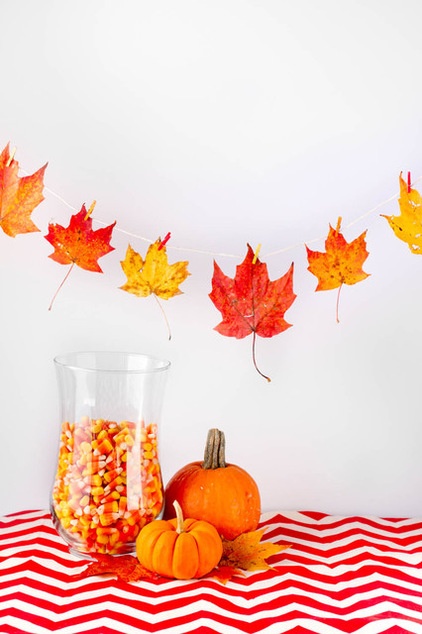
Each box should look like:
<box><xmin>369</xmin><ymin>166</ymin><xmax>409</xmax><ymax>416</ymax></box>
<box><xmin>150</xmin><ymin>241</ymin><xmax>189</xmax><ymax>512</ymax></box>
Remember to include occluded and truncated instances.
<box><xmin>54</xmin><ymin>351</ymin><xmax>171</xmax><ymax>374</ymax></box>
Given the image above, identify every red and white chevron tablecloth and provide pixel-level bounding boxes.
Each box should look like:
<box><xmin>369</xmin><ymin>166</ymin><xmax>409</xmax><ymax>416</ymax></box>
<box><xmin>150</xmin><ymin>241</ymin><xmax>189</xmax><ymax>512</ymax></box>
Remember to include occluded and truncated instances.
<box><xmin>1</xmin><ymin>510</ymin><xmax>422</xmax><ymax>634</ymax></box>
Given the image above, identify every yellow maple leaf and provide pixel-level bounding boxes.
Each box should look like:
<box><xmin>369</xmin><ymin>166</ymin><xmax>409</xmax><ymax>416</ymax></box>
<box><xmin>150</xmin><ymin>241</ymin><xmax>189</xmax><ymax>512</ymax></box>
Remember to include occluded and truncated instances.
<box><xmin>219</xmin><ymin>529</ymin><xmax>290</xmax><ymax>572</ymax></box>
<box><xmin>120</xmin><ymin>240</ymin><xmax>190</xmax><ymax>338</ymax></box>
<box><xmin>381</xmin><ymin>173</ymin><xmax>422</xmax><ymax>254</ymax></box>
<box><xmin>120</xmin><ymin>240</ymin><xmax>190</xmax><ymax>299</ymax></box>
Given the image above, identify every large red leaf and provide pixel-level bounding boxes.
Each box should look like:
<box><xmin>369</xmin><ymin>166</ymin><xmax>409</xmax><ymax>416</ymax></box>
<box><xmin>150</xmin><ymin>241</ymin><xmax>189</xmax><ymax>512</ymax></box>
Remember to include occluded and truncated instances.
<box><xmin>209</xmin><ymin>244</ymin><xmax>296</xmax><ymax>381</ymax></box>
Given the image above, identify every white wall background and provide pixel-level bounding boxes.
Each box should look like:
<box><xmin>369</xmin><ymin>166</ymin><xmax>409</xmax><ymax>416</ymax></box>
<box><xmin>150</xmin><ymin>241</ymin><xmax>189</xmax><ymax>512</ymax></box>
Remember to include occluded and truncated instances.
<box><xmin>1</xmin><ymin>0</ymin><xmax>422</xmax><ymax>518</ymax></box>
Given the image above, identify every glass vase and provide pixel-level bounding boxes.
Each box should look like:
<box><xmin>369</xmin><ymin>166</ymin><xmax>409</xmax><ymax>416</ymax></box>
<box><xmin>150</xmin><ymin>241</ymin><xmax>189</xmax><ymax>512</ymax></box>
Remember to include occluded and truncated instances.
<box><xmin>50</xmin><ymin>351</ymin><xmax>170</xmax><ymax>557</ymax></box>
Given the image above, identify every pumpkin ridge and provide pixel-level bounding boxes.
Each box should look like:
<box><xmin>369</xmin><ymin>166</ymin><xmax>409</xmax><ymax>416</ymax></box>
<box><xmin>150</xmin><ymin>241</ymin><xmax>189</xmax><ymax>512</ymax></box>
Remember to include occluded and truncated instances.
<box><xmin>151</xmin><ymin>530</ymin><xmax>178</xmax><ymax>577</ymax></box>
<box><xmin>172</xmin><ymin>531</ymin><xmax>199</xmax><ymax>579</ymax></box>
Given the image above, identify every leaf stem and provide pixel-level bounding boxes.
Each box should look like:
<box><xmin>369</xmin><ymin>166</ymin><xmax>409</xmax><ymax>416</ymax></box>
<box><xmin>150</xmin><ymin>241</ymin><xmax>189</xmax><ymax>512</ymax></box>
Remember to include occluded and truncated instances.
<box><xmin>252</xmin><ymin>330</ymin><xmax>271</xmax><ymax>382</ymax></box>
<box><xmin>153</xmin><ymin>294</ymin><xmax>172</xmax><ymax>340</ymax></box>
<box><xmin>336</xmin><ymin>283</ymin><xmax>343</xmax><ymax>323</ymax></box>
<box><xmin>48</xmin><ymin>263</ymin><xmax>75</xmax><ymax>311</ymax></box>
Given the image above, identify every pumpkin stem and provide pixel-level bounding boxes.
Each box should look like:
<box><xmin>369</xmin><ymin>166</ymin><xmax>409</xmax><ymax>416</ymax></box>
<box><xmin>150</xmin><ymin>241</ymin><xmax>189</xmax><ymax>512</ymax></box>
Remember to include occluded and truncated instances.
<box><xmin>202</xmin><ymin>428</ymin><xmax>226</xmax><ymax>469</ymax></box>
<box><xmin>173</xmin><ymin>500</ymin><xmax>185</xmax><ymax>534</ymax></box>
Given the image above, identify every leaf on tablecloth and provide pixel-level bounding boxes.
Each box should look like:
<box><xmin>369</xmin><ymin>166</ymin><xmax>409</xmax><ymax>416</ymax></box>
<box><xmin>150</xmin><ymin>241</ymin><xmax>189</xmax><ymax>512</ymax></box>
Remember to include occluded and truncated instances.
<box><xmin>219</xmin><ymin>529</ymin><xmax>290</xmax><ymax>572</ymax></box>
<box><xmin>76</xmin><ymin>554</ymin><xmax>156</xmax><ymax>583</ymax></box>
<box><xmin>209</xmin><ymin>565</ymin><xmax>246</xmax><ymax>584</ymax></box>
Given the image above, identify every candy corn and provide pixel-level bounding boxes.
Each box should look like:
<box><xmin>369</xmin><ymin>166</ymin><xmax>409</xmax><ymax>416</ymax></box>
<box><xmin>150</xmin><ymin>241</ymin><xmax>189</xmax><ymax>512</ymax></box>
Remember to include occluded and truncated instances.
<box><xmin>51</xmin><ymin>419</ymin><xmax>163</xmax><ymax>554</ymax></box>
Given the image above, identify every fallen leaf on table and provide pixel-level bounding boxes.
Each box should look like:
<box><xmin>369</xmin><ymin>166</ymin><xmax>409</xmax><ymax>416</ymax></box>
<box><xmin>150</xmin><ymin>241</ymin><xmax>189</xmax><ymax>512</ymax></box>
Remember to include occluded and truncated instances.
<box><xmin>306</xmin><ymin>216</ymin><xmax>369</xmax><ymax>323</ymax></box>
<box><xmin>381</xmin><ymin>172</ymin><xmax>422</xmax><ymax>254</ymax></box>
<box><xmin>45</xmin><ymin>202</ymin><xmax>116</xmax><ymax>309</ymax></box>
<box><xmin>0</xmin><ymin>143</ymin><xmax>47</xmax><ymax>237</ymax></box>
<box><xmin>209</xmin><ymin>243</ymin><xmax>296</xmax><ymax>382</ymax></box>
<box><xmin>120</xmin><ymin>240</ymin><xmax>190</xmax><ymax>338</ymax></box>
<box><xmin>219</xmin><ymin>529</ymin><xmax>290</xmax><ymax>572</ymax></box>
<box><xmin>76</xmin><ymin>554</ymin><xmax>156</xmax><ymax>583</ymax></box>
<box><xmin>208</xmin><ymin>565</ymin><xmax>246</xmax><ymax>585</ymax></box>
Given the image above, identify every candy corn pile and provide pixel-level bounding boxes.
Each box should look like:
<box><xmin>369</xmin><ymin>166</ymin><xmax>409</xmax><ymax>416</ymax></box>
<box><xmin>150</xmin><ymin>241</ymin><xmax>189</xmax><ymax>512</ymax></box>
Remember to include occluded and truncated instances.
<box><xmin>51</xmin><ymin>418</ymin><xmax>163</xmax><ymax>554</ymax></box>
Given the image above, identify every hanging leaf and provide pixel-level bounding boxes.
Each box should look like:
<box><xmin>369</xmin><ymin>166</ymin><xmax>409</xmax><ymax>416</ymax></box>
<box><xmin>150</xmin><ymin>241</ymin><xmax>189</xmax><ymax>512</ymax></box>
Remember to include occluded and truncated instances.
<box><xmin>381</xmin><ymin>172</ymin><xmax>422</xmax><ymax>254</ymax></box>
<box><xmin>75</xmin><ymin>554</ymin><xmax>157</xmax><ymax>583</ymax></box>
<box><xmin>45</xmin><ymin>202</ymin><xmax>116</xmax><ymax>309</ymax></box>
<box><xmin>0</xmin><ymin>143</ymin><xmax>47</xmax><ymax>237</ymax></box>
<box><xmin>119</xmin><ymin>240</ymin><xmax>190</xmax><ymax>338</ymax></box>
<box><xmin>209</xmin><ymin>244</ymin><xmax>296</xmax><ymax>382</ymax></box>
<box><xmin>218</xmin><ymin>529</ymin><xmax>290</xmax><ymax>572</ymax></box>
<box><xmin>306</xmin><ymin>217</ymin><xmax>370</xmax><ymax>323</ymax></box>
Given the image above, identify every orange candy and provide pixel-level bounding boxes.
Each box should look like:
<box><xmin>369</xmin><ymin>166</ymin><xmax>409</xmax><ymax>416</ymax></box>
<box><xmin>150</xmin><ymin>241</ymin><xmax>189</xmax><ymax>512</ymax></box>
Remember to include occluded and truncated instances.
<box><xmin>52</xmin><ymin>419</ymin><xmax>163</xmax><ymax>554</ymax></box>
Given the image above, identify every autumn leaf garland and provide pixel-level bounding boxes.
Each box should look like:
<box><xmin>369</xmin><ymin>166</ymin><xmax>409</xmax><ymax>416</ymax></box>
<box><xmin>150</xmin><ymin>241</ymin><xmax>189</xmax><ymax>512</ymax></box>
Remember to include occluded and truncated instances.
<box><xmin>2</xmin><ymin>143</ymin><xmax>422</xmax><ymax>380</ymax></box>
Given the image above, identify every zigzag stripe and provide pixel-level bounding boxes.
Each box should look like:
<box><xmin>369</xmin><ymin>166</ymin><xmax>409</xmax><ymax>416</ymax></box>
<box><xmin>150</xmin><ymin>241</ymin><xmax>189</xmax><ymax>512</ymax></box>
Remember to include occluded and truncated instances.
<box><xmin>2</xmin><ymin>605</ymin><xmax>422</xmax><ymax>634</ymax></box>
<box><xmin>2</xmin><ymin>510</ymin><xmax>422</xmax><ymax>633</ymax></box>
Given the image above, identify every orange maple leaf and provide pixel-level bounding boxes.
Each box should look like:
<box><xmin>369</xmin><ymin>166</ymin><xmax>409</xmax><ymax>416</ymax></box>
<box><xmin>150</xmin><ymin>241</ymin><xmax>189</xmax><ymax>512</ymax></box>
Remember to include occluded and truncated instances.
<box><xmin>120</xmin><ymin>240</ymin><xmax>190</xmax><ymax>339</ymax></box>
<box><xmin>219</xmin><ymin>529</ymin><xmax>290</xmax><ymax>572</ymax></box>
<box><xmin>45</xmin><ymin>202</ymin><xmax>116</xmax><ymax>309</ymax></box>
<box><xmin>381</xmin><ymin>172</ymin><xmax>422</xmax><ymax>254</ymax></box>
<box><xmin>0</xmin><ymin>143</ymin><xmax>47</xmax><ymax>237</ymax></box>
<box><xmin>306</xmin><ymin>217</ymin><xmax>370</xmax><ymax>322</ymax></box>
<box><xmin>209</xmin><ymin>244</ymin><xmax>296</xmax><ymax>381</ymax></box>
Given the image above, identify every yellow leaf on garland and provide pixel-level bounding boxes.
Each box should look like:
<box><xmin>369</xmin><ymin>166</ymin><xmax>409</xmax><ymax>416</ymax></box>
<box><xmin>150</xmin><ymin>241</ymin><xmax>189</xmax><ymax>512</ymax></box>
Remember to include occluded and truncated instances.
<box><xmin>120</xmin><ymin>239</ymin><xmax>190</xmax><ymax>338</ymax></box>
<box><xmin>381</xmin><ymin>173</ymin><xmax>422</xmax><ymax>254</ymax></box>
<box><xmin>120</xmin><ymin>240</ymin><xmax>190</xmax><ymax>299</ymax></box>
<box><xmin>219</xmin><ymin>529</ymin><xmax>290</xmax><ymax>572</ymax></box>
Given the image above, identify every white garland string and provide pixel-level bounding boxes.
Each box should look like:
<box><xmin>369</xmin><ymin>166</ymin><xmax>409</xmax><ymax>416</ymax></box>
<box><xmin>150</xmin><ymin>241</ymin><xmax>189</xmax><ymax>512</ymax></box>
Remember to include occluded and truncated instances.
<box><xmin>21</xmin><ymin>167</ymin><xmax>422</xmax><ymax>262</ymax></box>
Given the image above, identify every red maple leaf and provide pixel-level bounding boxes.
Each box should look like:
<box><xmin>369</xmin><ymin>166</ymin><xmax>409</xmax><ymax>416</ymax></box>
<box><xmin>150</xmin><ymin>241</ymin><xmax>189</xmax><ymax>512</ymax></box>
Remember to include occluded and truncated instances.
<box><xmin>209</xmin><ymin>244</ymin><xmax>296</xmax><ymax>381</ymax></box>
<box><xmin>75</xmin><ymin>554</ymin><xmax>157</xmax><ymax>583</ymax></box>
<box><xmin>45</xmin><ymin>202</ymin><xmax>116</xmax><ymax>309</ymax></box>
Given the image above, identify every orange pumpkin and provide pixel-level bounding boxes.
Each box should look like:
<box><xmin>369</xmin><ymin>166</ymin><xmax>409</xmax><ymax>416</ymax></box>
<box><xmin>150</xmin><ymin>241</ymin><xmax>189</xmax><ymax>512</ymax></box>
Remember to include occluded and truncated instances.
<box><xmin>136</xmin><ymin>500</ymin><xmax>223</xmax><ymax>579</ymax></box>
<box><xmin>164</xmin><ymin>428</ymin><xmax>261</xmax><ymax>540</ymax></box>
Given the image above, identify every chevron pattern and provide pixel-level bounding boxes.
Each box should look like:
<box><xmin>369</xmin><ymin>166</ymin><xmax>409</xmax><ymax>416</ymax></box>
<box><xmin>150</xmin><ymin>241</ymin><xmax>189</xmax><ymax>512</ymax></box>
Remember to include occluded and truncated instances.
<box><xmin>1</xmin><ymin>509</ymin><xmax>422</xmax><ymax>633</ymax></box>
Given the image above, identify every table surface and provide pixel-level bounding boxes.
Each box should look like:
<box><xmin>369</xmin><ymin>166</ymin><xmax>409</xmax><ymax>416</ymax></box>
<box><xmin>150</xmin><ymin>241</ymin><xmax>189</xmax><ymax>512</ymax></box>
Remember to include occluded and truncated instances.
<box><xmin>1</xmin><ymin>509</ymin><xmax>422</xmax><ymax>634</ymax></box>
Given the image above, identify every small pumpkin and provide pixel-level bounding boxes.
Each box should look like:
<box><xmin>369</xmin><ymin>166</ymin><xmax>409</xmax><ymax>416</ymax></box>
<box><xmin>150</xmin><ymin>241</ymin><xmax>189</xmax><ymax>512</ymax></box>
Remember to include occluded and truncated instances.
<box><xmin>136</xmin><ymin>500</ymin><xmax>223</xmax><ymax>579</ymax></box>
<box><xmin>164</xmin><ymin>428</ymin><xmax>261</xmax><ymax>540</ymax></box>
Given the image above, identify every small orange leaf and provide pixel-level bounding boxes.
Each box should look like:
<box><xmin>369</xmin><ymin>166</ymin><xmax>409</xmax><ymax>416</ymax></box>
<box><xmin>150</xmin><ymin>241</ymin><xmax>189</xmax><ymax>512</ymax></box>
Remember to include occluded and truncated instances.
<box><xmin>219</xmin><ymin>529</ymin><xmax>290</xmax><ymax>572</ymax></box>
<box><xmin>0</xmin><ymin>143</ymin><xmax>47</xmax><ymax>237</ymax></box>
<box><xmin>45</xmin><ymin>203</ymin><xmax>116</xmax><ymax>272</ymax></box>
<box><xmin>306</xmin><ymin>217</ymin><xmax>370</xmax><ymax>322</ymax></box>
<box><xmin>381</xmin><ymin>172</ymin><xmax>422</xmax><ymax>254</ymax></box>
<box><xmin>45</xmin><ymin>203</ymin><xmax>116</xmax><ymax>309</ymax></box>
